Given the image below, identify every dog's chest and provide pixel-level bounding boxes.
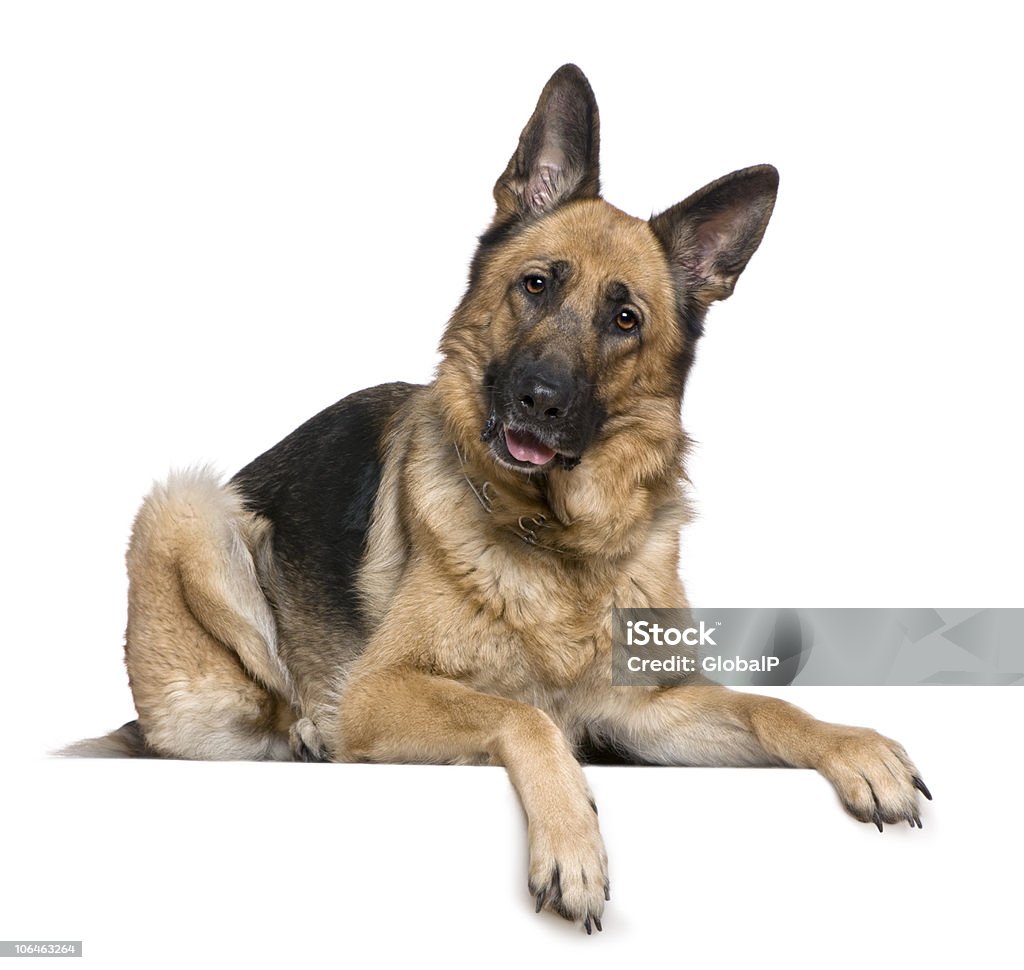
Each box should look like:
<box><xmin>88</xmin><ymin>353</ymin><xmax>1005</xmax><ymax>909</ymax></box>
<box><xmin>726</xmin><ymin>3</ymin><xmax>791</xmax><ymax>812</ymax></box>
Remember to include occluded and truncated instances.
<box><xmin>449</xmin><ymin>550</ymin><xmax>617</xmax><ymax>692</ymax></box>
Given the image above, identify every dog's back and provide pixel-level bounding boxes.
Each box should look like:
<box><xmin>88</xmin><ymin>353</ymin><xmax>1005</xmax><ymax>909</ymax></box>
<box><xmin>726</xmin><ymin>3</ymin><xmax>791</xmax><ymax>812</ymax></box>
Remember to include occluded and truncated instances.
<box><xmin>67</xmin><ymin>382</ymin><xmax>420</xmax><ymax>761</ymax></box>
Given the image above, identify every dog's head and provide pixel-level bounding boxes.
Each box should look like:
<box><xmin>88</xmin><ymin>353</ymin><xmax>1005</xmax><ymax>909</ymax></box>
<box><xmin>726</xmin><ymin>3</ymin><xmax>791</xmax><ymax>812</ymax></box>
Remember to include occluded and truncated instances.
<box><xmin>439</xmin><ymin>65</ymin><xmax>777</xmax><ymax>479</ymax></box>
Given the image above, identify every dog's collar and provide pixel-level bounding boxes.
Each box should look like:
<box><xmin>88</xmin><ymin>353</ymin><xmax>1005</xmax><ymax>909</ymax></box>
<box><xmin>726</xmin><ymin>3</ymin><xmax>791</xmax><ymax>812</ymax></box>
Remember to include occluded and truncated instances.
<box><xmin>453</xmin><ymin>442</ymin><xmax>573</xmax><ymax>554</ymax></box>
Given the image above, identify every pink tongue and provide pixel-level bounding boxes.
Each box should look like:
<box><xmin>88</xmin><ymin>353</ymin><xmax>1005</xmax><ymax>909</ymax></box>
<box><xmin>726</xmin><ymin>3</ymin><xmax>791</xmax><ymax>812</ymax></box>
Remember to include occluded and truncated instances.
<box><xmin>505</xmin><ymin>427</ymin><xmax>556</xmax><ymax>465</ymax></box>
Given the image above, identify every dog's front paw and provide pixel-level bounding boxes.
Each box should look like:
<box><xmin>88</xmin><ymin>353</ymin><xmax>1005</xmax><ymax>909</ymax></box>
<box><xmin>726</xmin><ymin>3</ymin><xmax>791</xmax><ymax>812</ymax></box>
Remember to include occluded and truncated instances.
<box><xmin>289</xmin><ymin>717</ymin><xmax>329</xmax><ymax>762</ymax></box>
<box><xmin>815</xmin><ymin>726</ymin><xmax>932</xmax><ymax>830</ymax></box>
<box><xmin>527</xmin><ymin>801</ymin><xmax>609</xmax><ymax>934</ymax></box>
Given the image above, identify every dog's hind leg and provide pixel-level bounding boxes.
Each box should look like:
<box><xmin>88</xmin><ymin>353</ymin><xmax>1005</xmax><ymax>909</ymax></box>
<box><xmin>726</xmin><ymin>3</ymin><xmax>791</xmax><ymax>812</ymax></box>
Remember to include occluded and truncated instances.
<box><xmin>122</xmin><ymin>468</ymin><xmax>294</xmax><ymax>761</ymax></box>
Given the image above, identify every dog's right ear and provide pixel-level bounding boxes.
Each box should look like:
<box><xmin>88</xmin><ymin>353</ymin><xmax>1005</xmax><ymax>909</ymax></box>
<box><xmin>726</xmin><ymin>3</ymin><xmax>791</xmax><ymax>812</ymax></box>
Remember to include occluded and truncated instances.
<box><xmin>492</xmin><ymin>64</ymin><xmax>601</xmax><ymax>225</ymax></box>
<box><xmin>649</xmin><ymin>165</ymin><xmax>779</xmax><ymax>309</ymax></box>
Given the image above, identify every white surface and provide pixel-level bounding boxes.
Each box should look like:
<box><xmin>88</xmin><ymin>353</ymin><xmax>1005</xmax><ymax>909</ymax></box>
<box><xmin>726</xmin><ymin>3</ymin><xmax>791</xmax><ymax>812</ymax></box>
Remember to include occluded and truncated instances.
<box><xmin>5</xmin><ymin>689</ymin><xmax>1020</xmax><ymax>968</ymax></box>
<box><xmin>1</xmin><ymin>2</ymin><xmax>1022</xmax><ymax>967</ymax></box>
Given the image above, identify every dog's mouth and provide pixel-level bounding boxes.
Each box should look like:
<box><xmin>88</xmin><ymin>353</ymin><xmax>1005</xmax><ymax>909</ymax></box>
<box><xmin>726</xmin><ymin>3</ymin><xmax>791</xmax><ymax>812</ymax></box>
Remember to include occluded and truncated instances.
<box><xmin>504</xmin><ymin>426</ymin><xmax>557</xmax><ymax>466</ymax></box>
<box><xmin>481</xmin><ymin>416</ymin><xmax>581</xmax><ymax>473</ymax></box>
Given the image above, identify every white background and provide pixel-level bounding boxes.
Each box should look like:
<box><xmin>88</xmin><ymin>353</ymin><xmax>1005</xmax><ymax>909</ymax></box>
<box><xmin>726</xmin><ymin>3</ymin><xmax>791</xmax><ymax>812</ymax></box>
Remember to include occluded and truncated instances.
<box><xmin>1</xmin><ymin>2</ymin><xmax>1021</xmax><ymax>967</ymax></box>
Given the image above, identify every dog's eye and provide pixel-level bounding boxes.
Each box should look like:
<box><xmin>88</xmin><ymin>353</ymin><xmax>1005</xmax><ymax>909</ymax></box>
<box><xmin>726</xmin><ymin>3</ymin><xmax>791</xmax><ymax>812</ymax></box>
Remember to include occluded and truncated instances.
<box><xmin>616</xmin><ymin>308</ymin><xmax>640</xmax><ymax>332</ymax></box>
<box><xmin>524</xmin><ymin>275</ymin><xmax>547</xmax><ymax>295</ymax></box>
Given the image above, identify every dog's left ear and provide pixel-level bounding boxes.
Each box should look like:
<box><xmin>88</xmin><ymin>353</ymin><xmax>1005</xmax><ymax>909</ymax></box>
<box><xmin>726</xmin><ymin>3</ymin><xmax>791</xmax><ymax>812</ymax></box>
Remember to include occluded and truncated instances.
<box><xmin>492</xmin><ymin>64</ymin><xmax>601</xmax><ymax>224</ymax></box>
<box><xmin>650</xmin><ymin>165</ymin><xmax>778</xmax><ymax>307</ymax></box>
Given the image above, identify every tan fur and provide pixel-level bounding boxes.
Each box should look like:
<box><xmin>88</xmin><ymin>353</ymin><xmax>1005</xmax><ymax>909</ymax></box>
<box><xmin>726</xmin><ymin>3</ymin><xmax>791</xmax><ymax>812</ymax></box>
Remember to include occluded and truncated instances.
<box><xmin>124</xmin><ymin>469</ymin><xmax>292</xmax><ymax>761</ymax></box>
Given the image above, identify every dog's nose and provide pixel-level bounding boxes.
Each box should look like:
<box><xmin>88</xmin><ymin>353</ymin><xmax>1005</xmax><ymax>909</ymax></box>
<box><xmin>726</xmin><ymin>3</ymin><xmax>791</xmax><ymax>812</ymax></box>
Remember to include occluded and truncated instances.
<box><xmin>515</xmin><ymin>374</ymin><xmax>572</xmax><ymax>421</ymax></box>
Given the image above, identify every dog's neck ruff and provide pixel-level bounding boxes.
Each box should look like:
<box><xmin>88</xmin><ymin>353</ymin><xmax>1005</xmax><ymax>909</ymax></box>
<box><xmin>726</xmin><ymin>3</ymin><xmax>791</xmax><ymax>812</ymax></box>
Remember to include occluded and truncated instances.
<box><xmin>453</xmin><ymin>442</ymin><xmax>574</xmax><ymax>555</ymax></box>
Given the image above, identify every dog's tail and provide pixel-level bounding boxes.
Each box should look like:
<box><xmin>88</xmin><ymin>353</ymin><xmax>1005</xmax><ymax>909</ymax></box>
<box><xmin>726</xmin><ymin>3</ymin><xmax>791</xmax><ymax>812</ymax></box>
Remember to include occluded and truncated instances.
<box><xmin>58</xmin><ymin>720</ymin><xmax>156</xmax><ymax>759</ymax></box>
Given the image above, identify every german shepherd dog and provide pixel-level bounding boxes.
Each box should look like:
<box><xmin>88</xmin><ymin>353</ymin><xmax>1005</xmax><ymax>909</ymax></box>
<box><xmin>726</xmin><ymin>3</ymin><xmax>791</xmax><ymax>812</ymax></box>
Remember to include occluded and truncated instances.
<box><xmin>71</xmin><ymin>65</ymin><xmax>930</xmax><ymax>932</ymax></box>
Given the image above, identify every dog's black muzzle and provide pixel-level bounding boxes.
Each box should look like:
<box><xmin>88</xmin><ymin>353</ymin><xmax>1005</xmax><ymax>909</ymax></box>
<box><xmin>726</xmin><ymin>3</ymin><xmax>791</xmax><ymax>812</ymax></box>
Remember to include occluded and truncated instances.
<box><xmin>483</xmin><ymin>354</ymin><xmax>602</xmax><ymax>472</ymax></box>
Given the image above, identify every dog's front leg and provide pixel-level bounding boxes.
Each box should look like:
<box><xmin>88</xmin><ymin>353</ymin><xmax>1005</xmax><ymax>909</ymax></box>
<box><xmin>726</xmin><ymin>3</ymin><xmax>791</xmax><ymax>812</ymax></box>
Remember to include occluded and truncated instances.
<box><xmin>596</xmin><ymin>684</ymin><xmax>930</xmax><ymax>829</ymax></box>
<box><xmin>336</xmin><ymin>667</ymin><xmax>608</xmax><ymax>931</ymax></box>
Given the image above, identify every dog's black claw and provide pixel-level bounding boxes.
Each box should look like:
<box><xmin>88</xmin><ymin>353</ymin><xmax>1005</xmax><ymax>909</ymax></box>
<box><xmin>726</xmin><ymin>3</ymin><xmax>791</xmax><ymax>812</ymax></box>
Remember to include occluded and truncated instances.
<box><xmin>872</xmin><ymin>811</ymin><xmax>884</xmax><ymax>833</ymax></box>
<box><xmin>604</xmin><ymin>884</ymin><xmax>611</xmax><ymax>901</ymax></box>
<box><xmin>535</xmin><ymin>889</ymin><xmax>545</xmax><ymax>914</ymax></box>
<box><xmin>584</xmin><ymin>916</ymin><xmax>592</xmax><ymax>936</ymax></box>
<box><xmin>912</xmin><ymin>776</ymin><xmax>933</xmax><ymax>801</ymax></box>
<box><xmin>299</xmin><ymin>742</ymin><xmax>325</xmax><ymax>763</ymax></box>
<box><xmin>914</xmin><ymin>813</ymin><xmax>923</xmax><ymax>829</ymax></box>
<box><xmin>594</xmin><ymin>916</ymin><xmax>602</xmax><ymax>933</ymax></box>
